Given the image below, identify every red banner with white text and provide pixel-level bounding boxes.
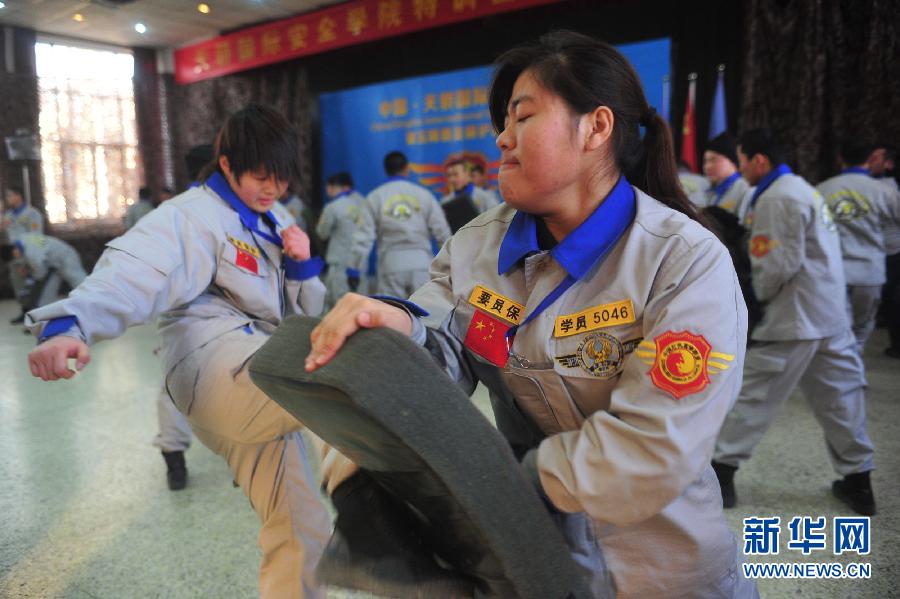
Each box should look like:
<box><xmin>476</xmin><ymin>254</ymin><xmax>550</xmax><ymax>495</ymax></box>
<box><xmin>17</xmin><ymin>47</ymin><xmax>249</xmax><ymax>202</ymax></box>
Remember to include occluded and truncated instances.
<box><xmin>174</xmin><ymin>0</ymin><xmax>562</xmax><ymax>84</ymax></box>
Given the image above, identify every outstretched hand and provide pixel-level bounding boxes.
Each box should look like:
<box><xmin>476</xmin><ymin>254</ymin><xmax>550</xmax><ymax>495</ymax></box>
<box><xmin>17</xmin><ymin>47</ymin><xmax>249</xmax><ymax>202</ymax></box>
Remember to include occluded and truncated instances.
<box><xmin>305</xmin><ymin>293</ymin><xmax>412</xmax><ymax>372</ymax></box>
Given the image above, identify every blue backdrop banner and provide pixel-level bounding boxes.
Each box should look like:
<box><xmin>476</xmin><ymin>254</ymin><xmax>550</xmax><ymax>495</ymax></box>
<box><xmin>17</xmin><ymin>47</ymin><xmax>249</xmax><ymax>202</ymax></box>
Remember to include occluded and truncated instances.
<box><xmin>319</xmin><ymin>37</ymin><xmax>671</xmax><ymax>202</ymax></box>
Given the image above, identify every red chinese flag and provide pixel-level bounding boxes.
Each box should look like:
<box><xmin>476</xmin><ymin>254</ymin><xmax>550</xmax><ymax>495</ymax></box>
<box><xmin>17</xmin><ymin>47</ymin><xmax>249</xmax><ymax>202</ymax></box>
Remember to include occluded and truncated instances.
<box><xmin>680</xmin><ymin>77</ymin><xmax>698</xmax><ymax>172</ymax></box>
<box><xmin>235</xmin><ymin>248</ymin><xmax>259</xmax><ymax>274</ymax></box>
<box><xmin>464</xmin><ymin>310</ymin><xmax>511</xmax><ymax>367</ymax></box>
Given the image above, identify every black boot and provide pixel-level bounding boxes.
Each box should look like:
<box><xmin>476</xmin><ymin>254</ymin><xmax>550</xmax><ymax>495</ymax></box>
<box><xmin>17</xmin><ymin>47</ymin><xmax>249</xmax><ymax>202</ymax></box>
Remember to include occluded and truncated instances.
<box><xmin>317</xmin><ymin>471</ymin><xmax>473</xmax><ymax>599</ymax></box>
<box><xmin>162</xmin><ymin>450</ymin><xmax>188</xmax><ymax>491</ymax></box>
<box><xmin>712</xmin><ymin>461</ymin><xmax>738</xmax><ymax>508</ymax></box>
<box><xmin>832</xmin><ymin>471</ymin><xmax>876</xmax><ymax>516</ymax></box>
<box><xmin>9</xmin><ymin>312</ymin><xmax>25</xmax><ymax>325</ymax></box>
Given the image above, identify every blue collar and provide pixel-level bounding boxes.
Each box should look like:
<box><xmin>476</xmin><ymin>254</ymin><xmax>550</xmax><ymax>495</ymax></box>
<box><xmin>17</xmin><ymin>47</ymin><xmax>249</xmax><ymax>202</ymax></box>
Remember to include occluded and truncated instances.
<box><xmin>456</xmin><ymin>182</ymin><xmax>476</xmax><ymax>197</ymax></box>
<box><xmin>387</xmin><ymin>175</ymin><xmax>406</xmax><ymax>183</ymax></box>
<box><xmin>750</xmin><ymin>163</ymin><xmax>792</xmax><ymax>208</ymax></box>
<box><xmin>498</xmin><ymin>175</ymin><xmax>636</xmax><ymax>278</ymax></box>
<box><xmin>712</xmin><ymin>172</ymin><xmax>741</xmax><ymax>205</ymax></box>
<box><xmin>205</xmin><ymin>171</ymin><xmax>281</xmax><ymax>237</ymax></box>
<box><xmin>333</xmin><ymin>190</ymin><xmax>352</xmax><ymax>201</ymax></box>
<box><xmin>842</xmin><ymin>166</ymin><xmax>869</xmax><ymax>176</ymax></box>
<box><xmin>11</xmin><ymin>203</ymin><xmax>26</xmax><ymax>217</ymax></box>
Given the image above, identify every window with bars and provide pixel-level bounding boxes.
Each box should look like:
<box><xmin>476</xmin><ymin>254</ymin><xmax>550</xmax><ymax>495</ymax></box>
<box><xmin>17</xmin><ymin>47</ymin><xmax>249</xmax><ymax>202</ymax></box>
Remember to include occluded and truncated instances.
<box><xmin>36</xmin><ymin>41</ymin><xmax>141</xmax><ymax>226</ymax></box>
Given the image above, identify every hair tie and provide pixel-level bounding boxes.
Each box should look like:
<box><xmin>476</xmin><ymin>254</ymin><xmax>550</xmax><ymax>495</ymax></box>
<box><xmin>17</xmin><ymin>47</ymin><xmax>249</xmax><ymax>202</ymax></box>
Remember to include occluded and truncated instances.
<box><xmin>640</xmin><ymin>106</ymin><xmax>657</xmax><ymax>127</ymax></box>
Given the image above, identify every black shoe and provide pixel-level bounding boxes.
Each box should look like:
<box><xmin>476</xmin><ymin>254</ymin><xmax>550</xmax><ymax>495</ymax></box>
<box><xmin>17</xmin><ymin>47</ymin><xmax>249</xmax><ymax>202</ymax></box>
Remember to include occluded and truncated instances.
<box><xmin>832</xmin><ymin>471</ymin><xmax>876</xmax><ymax>516</ymax></box>
<box><xmin>162</xmin><ymin>450</ymin><xmax>188</xmax><ymax>491</ymax></box>
<box><xmin>10</xmin><ymin>313</ymin><xmax>25</xmax><ymax>325</ymax></box>
<box><xmin>712</xmin><ymin>461</ymin><xmax>738</xmax><ymax>508</ymax></box>
<box><xmin>317</xmin><ymin>472</ymin><xmax>473</xmax><ymax>598</ymax></box>
<box><xmin>884</xmin><ymin>347</ymin><xmax>900</xmax><ymax>360</ymax></box>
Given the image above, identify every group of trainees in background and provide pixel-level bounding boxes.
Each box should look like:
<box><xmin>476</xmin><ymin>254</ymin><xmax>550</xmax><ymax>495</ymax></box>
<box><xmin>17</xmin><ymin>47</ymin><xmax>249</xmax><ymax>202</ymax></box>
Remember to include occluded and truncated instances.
<box><xmin>1</xmin><ymin>186</ymin><xmax>87</xmax><ymax>326</ymax></box>
<box><xmin>20</xmin><ymin>29</ymin><xmax>895</xmax><ymax>599</ymax></box>
<box><xmin>683</xmin><ymin>132</ymin><xmax>900</xmax><ymax>357</ymax></box>
<box><xmin>679</xmin><ymin>129</ymin><xmax>897</xmax><ymax>516</ymax></box>
<box><xmin>314</xmin><ymin>150</ymin><xmax>502</xmax><ymax>308</ymax></box>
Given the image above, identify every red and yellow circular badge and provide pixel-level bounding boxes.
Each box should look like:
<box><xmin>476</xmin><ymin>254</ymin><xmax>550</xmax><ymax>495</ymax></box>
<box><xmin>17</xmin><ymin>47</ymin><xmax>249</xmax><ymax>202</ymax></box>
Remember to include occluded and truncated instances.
<box><xmin>650</xmin><ymin>330</ymin><xmax>711</xmax><ymax>399</ymax></box>
<box><xmin>750</xmin><ymin>235</ymin><xmax>778</xmax><ymax>258</ymax></box>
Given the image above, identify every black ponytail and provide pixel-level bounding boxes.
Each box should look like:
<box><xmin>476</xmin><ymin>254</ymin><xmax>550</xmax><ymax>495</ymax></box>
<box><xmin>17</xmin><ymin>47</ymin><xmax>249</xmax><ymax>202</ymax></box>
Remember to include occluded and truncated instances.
<box><xmin>632</xmin><ymin>113</ymin><xmax>707</xmax><ymax>224</ymax></box>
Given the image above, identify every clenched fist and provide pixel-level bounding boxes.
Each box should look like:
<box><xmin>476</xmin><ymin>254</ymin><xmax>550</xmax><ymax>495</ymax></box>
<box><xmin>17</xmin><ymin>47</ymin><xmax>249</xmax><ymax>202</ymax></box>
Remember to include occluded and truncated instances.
<box><xmin>28</xmin><ymin>335</ymin><xmax>91</xmax><ymax>381</ymax></box>
<box><xmin>281</xmin><ymin>225</ymin><xmax>311</xmax><ymax>261</ymax></box>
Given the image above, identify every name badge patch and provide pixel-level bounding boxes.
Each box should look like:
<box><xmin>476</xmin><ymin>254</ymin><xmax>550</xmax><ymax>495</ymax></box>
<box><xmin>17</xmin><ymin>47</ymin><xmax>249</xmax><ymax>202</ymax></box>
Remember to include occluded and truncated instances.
<box><xmin>554</xmin><ymin>299</ymin><xmax>635</xmax><ymax>337</ymax></box>
<box><xmin>468</xmin><ymin>285</ymin><xmax>525</xmax><ymax>325</ymax></box>
<box><xmin>227</xmin><ymin>234</ymin><xmax>261</xmax><ymax>258</ymax></box>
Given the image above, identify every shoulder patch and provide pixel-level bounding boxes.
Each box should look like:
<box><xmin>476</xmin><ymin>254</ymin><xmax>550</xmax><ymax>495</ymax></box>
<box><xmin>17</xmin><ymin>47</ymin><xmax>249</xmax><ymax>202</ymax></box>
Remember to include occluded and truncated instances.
<box><xmin>750</xmin><ymin>235</ymin><xmax>779</xmax><ymax>258</ymax></box>
<box><xmin>637</xmin><ymin>331</ymin><xmax>734</xmax><ymax>399</ymax></box>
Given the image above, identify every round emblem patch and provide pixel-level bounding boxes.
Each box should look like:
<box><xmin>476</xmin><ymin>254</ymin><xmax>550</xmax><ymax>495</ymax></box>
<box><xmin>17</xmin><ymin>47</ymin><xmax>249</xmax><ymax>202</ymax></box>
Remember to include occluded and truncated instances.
<box><xmin>649</xmin><ymin>331</ymin><xmax>712</xmax><ymax>399</ymax></box>
<box><xmin>577</xmin><ymin>332</ymin><xmax>625</xmax><ymax>378</ymax></box>
<box><xmin>384</xmin><ymin>194</ymin><xmax>420</xmax><ymax>221</ymax></box>
<box><xmin>750</xmin><ymin>235</ymin><xmax>779</xmax><ymax>258</ymax></box>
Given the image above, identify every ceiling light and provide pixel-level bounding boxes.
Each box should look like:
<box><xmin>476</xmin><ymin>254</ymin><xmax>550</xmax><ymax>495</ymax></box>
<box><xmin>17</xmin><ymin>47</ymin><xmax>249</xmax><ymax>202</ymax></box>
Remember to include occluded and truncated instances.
<box><xmin>73</xmin><ymin>13</ymin><xmax>85</xmax><ymax>22</ymax></box>
<box><xmin>0</xmin><ymin>2</ymin><xmax>6</xmax><ymax>9</ymax></box>
<box><xmin>134</xmin><ymin>23</ymin><xmax>147</xmax><ymax>34</ymax></box>
<box><xmin>197</xmin><ymin>3</ymin><xmax>210</xmax><ymax>14</ymax></box>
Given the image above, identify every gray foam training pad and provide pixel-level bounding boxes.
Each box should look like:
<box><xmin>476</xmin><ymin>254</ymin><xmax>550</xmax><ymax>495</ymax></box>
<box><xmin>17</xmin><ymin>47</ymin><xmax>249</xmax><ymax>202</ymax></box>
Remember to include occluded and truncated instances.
<box><xmin>248</xmin><ymin>315</ymin><xmax>593</xmax><ymax>599</ymax></box>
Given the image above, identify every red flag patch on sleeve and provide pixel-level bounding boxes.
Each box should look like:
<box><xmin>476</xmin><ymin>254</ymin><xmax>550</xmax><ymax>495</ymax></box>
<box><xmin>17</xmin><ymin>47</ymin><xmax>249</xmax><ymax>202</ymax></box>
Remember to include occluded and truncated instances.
<box><xmin>463</xmin><ymin>310</ymin><xmax>511</xmax><ymax>367</ymax></box>
<box><xmin>235</xmin><ymin>248</ymin><xmax>259</xmax><ymax>274</ymax></box>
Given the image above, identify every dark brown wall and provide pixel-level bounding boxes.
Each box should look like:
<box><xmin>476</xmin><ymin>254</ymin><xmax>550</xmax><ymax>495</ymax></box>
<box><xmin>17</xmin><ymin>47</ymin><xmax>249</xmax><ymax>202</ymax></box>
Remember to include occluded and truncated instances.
<box><xmin>0</xmin><ymin>27</ymin><xmax>42</xmax><ymax>213</ymax></box>
<box><xmin>741</xmin><ymin>0</ymin><xmax>900</xmax><ymax>182</ymax></box>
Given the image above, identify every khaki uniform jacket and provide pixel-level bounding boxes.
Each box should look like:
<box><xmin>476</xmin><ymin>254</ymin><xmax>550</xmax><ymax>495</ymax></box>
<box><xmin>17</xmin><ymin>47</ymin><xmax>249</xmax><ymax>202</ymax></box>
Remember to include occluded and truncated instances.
<box><xmin>747</xmin><ymin>171</ymin><xmax>848</xmax><ymax>341</ymax></box>
<box><xmin>817</xmin><ymin>171</ymin><xmax>900</xmax><ymax>285</ymax></box>
<box><xmin>124</xmin><ymin>199</ymin><xmax>154</xmax><ymax>230</ymax></box>
<box><xmin>679</xmin><ymin>171</ymin><xmax>711</xmax><ymax>197</ymax></box>
<box><xmin>440</xmin><ymin>185</ymin><xmax>501</xmax><ymax>214</ymax></box>
<box><xmin>351</xmin><ymin>178</ymin><xmax>451</xmax><ymax>275</ymax></box>
<box><xmin>316</xmin><ymin>191</ymin><xmax>365</xmax><ymax>270</ymax></box>
<box><xmin>26</xmin><ymin>172</ymin><xmax>325</xmax><ymax>373</ymax></box>
<box><xmin>14</xmin><ymin>233</ymin><xmax>84</xmax><ymax>283</ymax></box>
<box><xmin>409</xmin><ymin>179</ymin><xmax>748</xmax><ymax>596</ymax></box>
<box><xmin>693</xmin><ymin>174</ymin><xmax>753</xmax><ymax>222</ymax></box>
<box><xmin>280</xmin><ymin>195</ymin><xmax>306</xmax><ymax>230</ymax></box>
<box><xmin>2</xmin><ymin>205</ymin><xmax>43</xmax><ymax>235</ymax></box>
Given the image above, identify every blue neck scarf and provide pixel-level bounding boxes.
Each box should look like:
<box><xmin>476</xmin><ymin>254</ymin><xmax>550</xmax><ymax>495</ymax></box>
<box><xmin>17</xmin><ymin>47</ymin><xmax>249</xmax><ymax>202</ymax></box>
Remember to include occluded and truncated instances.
<box><xmin>205</xmin><ymin>171</ymin><xmax>282</xmax><ymax>247</ymax></box>
<box><xmin>712</xmin><ymin>172</ymin><xmax>741</xmax><ymax>206</ymax></box>
<box><xmin>750</xmin><ymin>163</ymin><xmax>792</xmax><ymax>208</ymax></box>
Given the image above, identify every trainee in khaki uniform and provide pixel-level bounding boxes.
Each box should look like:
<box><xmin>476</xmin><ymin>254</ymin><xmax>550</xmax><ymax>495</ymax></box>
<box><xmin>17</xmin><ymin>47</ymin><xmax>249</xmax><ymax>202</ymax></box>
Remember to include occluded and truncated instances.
<box><xmin>679</xmin><ymin>167</ymin><xmax>710</xmax><ymax>199</ymax></box>
<box><xmin>467</xmin><ymin>156</ymin><xmax>503</xmax><ymax>206</ymax></box>
<box><xmin>123</xmin><ymin>187</ymin><xmax>155</xmax><ymax>229</ymax></box>
<box><xmin>713</xmin><ymin>129</ymin><xmax>876</xmax><ymax>516</ymax></box>
<box><xmin>693</xmin><ymin>132</ymin><xmax>753</xmax><ymax>221</ymax></box>
<box><xmin>816</xmin><ymin>143</ymin><xmax>900</xmax><ymax>351</ymax></box>
<box><xmin>307</xmin><ymin>33</ymin><xmax>758</xmax><ymax>598</ymax></box>
<box><xmin>9</xmin><ymin>232</ymin><xmax>86</xmax><ymax>308</ymax></box>
<box><xmin>316</xmin><ymin>172</ymin><xmax>366</xmax><ymax>308</ymax></box>
<box><xmin>26</xmin><ymin>105</ymin><xmax>331</xmax><ymax>598</ymax></box>
<box><xmin>350</xmin><ymin>151</ymin><xmax>451</xmax><ymax>297</ymax></box>
<box><xmin>280</xmin><ymin>191</ymin><xmax>307</xmax><ymax>231</ymax></box>
<box><xmin>123</xmin><ymin>187</ymin><xmax>194</xmax><ymax>490</ymax></box>
<box><xmin>2</xmin><ymin>186</ymin><xmax>44</xmax><ymax>322</ymax></box>
<box><xmin>440</xmin><ymin>157</ymin><xmax>501</xmax><ymax>215</ymax></box>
